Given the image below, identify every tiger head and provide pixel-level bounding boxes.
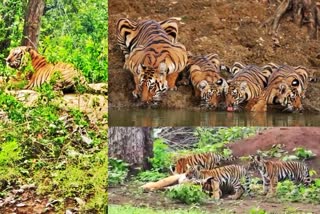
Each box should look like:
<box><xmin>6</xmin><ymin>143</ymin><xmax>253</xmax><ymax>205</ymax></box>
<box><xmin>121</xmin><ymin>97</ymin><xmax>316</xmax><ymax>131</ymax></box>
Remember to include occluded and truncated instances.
<box><xmin>185</xmin><ymin>164</ymin><xmax>202</xmax><ymax>180</ymax></box>
<box><xmin>225</xmin><ymin>80</ymin><xmax>250</xmax><ymax>111</ymax></box>
<box><xmin>248</xmin><ymin>155</ymin><xmax>264</xmax><ymax>171</ymax></box>
<box><xmin>197</xmin><ymin>78</ymin><xmax>228</xmax><ymax>109</ymax></box>
<box><xmin>137</xmin><ymin>62</ymin><xmax>168</xmax><ymax>104</ymax></box>
<box><xmin>6</xmin><ymin>46</ymin><xmax>32</xmax><ymax>69</ymax></box>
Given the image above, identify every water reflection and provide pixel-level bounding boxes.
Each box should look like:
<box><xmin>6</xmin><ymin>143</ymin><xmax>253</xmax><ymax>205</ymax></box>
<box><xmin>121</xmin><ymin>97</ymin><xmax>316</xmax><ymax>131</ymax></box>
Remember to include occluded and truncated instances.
<box><xmin>109</xmin><ymin>109</ymin><xmax>320</xmax><ymax>126</ymax></box>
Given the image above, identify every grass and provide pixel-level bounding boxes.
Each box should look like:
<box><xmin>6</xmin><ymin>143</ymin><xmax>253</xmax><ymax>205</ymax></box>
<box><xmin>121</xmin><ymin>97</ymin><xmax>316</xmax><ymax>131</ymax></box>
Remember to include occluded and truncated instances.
<box><xmin>108</xmin><ymin>205</ymin><xmax>209</xmax><ymax>214</ymax></box>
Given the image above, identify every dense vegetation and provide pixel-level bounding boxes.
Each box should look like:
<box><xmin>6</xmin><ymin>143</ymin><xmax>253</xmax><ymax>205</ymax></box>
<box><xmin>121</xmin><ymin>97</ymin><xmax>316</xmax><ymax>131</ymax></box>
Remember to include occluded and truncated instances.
<box><xmin>0</xmin><ymin>0</ymin><xmax>108</xmax><ymax>213</ymax></box>
<box><xmin>0</xmin><ymin>0</ymin><xmax>108</xmax><ymax>82</ymax></box>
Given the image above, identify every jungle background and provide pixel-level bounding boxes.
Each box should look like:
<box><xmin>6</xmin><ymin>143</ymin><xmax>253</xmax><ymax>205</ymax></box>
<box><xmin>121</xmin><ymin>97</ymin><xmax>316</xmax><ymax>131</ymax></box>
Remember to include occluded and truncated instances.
<box><xmin>108</xmin><ymin>127</ymin><xmax>320</xmax><ymax>214</ymax></box>
<box><xmin>0</xmin><ymin>0</ymin><xmax>108</xmax><ymax>213</ymax></box>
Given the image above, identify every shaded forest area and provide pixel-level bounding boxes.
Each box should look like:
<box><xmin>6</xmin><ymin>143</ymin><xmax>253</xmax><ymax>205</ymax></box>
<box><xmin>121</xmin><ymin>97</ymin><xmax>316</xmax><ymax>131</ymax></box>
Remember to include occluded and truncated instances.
<box><xmin>0</xmin><ymin>0</ymin><xmax>108</xmax><ymax>213</ymax></box>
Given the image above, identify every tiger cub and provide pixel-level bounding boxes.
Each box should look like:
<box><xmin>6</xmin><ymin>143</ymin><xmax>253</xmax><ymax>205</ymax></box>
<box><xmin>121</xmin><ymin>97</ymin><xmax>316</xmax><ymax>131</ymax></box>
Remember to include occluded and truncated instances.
<box><xmin>187</xmin><ymin>53</ymin><xmax>228</xmax><ymax>109</ymax></box>
<box><xmin>171</xmin><ymin>152</ymin><xmax>236</xmax><ymax>174</ymax></box>
<box><xmin>225</xmin><ymin>63</ymin><xmax>270</xmax><ymax>111</ymax></box>
<box><xmin>116</xmin><ymin>18</ymin><xmax>187</xmax><ymax>104</ymax></box>
<box><xmin>183</xmin><ymin>164</ymin><xmax>251</xmax><ymax>200</ymax></box>
<box><xmin>249</xmin><ymin>64</ymin><xmax>308</xmax><ymax>112</ymax></box>
<box><xmin>249</xmin><ymin>155</ymin><xmax>311</xmax><ymax>196</ymax></box>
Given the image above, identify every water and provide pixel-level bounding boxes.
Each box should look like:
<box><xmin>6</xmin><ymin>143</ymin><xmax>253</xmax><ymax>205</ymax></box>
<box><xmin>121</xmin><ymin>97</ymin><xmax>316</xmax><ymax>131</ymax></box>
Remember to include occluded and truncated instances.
<box><xmin>109</xmin><ymin>109</ymin><xmax>320</xmax><ymax>127</ymax></box>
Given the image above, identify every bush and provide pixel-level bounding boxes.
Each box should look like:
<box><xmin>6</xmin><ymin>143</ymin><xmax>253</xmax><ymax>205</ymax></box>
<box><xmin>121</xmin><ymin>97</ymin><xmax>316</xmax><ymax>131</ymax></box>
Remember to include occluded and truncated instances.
<box><xmin>276</xmin><ymin>179</ymin><xmax>320</xmax><ymax>203</ymax></box>
<box><xmin>166</xmin><ymin>184</ymin><xmax>207</xmax><ymax>205</ymax></box>
<box><xmin>108</xmin><ymin>158</ymin><xmax>129</xmax><ymax>186</ymax></box>
<box><xmin>149</xmin><ymin>138</ymin><xmax>172</xmax><ymax>172</ymax></box>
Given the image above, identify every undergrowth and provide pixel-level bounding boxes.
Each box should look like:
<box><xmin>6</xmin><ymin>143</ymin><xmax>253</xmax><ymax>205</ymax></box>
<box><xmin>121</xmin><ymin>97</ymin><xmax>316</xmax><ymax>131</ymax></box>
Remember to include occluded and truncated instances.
<box><xmin>0</xmin><ymin>87</ymin><xmax>107</xmax><ymax>213</ymax></box>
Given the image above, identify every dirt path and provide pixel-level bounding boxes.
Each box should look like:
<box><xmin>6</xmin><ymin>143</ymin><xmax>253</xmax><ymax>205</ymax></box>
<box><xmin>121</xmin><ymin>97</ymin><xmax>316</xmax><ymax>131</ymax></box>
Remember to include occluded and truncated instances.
<box><xmin>109</xmin><ymin>0</ymin><xmax>320</xmax><ymax>111</ymax></box>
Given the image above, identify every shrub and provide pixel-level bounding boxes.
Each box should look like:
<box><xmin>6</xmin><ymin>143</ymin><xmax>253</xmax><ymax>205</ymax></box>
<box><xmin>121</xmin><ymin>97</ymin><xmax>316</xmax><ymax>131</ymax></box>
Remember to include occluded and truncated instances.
<box><xmin>166</xmin><ymin>184</ymin><xmax>207</xmax><ymax>205</ymax></box>
<box><xmin>108</xmin><ymin>158</ymin><xmax>129</xmax><ymax>186</ymax></box>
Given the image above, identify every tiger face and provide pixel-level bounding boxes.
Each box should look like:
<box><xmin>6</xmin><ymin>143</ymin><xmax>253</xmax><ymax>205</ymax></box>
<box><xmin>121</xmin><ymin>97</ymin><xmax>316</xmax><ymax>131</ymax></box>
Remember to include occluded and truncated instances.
<box><xmin>6</xmin><ymin>46</ymin><xmax>30</xmax><ymax>69</ymax></box>
<box><xmin>197</xmin><ymin>79</ymin><xmax>227</xmax><ymax>109</ymax></box>
<box><xmin>136</xmin><ymin>62</ymin><xmax>168</xmax><ymax>103</ymax></box>
<box><xmin>185</xmin><ymin>165</ymin><xmax>202</xmax><ymax>180</ymax></box>
<box><xmin>225</xmin><ymin>81</ymin><xmax>249</xmax><ymax>111</ymax></box>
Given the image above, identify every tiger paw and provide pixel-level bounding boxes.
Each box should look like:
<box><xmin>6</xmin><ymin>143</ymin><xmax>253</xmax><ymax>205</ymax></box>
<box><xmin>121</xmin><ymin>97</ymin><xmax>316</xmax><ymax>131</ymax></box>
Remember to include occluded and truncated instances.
<box><xmin>132</xmin><ymin>91</ymin><xmax>140</xmax><ymax>99</ymax></box>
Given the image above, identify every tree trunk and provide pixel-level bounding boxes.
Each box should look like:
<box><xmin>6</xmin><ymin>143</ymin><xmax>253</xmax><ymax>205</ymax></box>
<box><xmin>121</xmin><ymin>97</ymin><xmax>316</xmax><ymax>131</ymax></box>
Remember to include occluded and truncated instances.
<box><xmin>108</xmin><ymin>127</ymin><xmax>153</xmax><ymax>172</ymax></box>
<box><xmin>21</xmin><ymin>0</ymin><xmax>45</xmax><ymax>49</ymax></box>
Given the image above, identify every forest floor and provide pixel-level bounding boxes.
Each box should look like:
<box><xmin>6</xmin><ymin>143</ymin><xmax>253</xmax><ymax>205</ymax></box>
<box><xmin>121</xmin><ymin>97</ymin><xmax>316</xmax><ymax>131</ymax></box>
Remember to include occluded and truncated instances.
<box><xmin>109</xmin><ymin>0</ymin><xmax>320</xmax><ymax>111</ymax></box>
<box><xmin>108</xmin><ymin>128</ymin><xmax>320</xmax><ymax>213</ymax></box>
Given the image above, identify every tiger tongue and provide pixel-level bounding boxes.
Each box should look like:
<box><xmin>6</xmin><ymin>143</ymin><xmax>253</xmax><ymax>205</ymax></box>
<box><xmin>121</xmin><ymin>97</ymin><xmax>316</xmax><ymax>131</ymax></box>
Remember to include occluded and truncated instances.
<box><xmin>227</xmin><ymin>106</ymin><xmax>234</xmax><ymax>112</ymax></box>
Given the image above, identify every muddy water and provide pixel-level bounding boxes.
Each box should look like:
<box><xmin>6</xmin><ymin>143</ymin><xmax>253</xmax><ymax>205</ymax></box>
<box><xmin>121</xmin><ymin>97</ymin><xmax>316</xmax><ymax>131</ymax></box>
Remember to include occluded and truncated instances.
<box><xmin>109</xmin><ymin>109</ymin><xmax>320</xmax><ymax>126</ymax></box>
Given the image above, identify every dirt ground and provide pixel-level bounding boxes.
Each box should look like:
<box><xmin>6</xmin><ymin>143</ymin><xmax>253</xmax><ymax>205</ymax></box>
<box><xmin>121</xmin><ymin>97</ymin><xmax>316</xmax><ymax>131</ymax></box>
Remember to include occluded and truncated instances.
<box><xmin>230</xmin><ymin>127</ymin><xmax>320</xmax><ymax>173</ymax></box>
<box><xmin>108</xmin><ymin>128</ymin><xmax>320</xmax><ymax>213</ymax></box>
<box><xmin>108</xmin><ymin>0</ymin><xmax>320</xmax><ymax>111</ymax></box>
<box><xmin>108</xmin><ymin>184</ymin><xmax>320</xmax><ymax>213</ymax></box>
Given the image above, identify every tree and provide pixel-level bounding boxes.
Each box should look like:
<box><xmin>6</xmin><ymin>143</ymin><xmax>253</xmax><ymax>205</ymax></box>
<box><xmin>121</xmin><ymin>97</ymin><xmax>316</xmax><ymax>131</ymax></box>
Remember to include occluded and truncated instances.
<box><xmin>108</xmin><ymin>127</ymin><xmax>153</xmax><ymax>172</ymax></box>
<box><xmin>21</xmin><ymin>0</ymin><xmax>45</xmax><ymax>48</ymax></box>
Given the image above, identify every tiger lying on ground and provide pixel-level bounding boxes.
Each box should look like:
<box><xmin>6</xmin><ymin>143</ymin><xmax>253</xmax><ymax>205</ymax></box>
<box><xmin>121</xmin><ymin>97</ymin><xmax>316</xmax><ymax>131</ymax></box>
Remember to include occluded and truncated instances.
<box><xmin>182</xmin><ymin>164</ymin><xmax>251</xmax><ymax>200</ymax></box>
<box><xmin>249</xmin><ymin>155</ymin><xmax>311</xmax><ymax>196</ymax></box>
<box><xmin>171</xmin><ymin>152</ymin><xmax>236</xmax><ymax>174</ymax></box>
<box><xmin>186</xmin><ymin>53</ymin><xmax>228</xmax><ymax>109</ymax></box>
<box><xmin>116</xmin><ymin>18</ymin><xmax>187</xmax><ymax>104</ymax></box>
<box><xmin>225</xmin><ymin>63</ymin><xmax>271</xmax><ymax>112</ymax></box>
<box><xmin>249</xmin><ymin>64</ymin><xmax>308</xmax><ymax>112</ymax></box>
<box><xmin>5</xmin><ymin>46</ymin><xmax>107</xmax><ymax>94</ymax></box>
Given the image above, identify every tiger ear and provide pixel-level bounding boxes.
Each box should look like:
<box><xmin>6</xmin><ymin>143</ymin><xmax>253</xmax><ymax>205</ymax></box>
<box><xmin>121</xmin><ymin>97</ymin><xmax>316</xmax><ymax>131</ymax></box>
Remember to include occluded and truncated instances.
<box><xmin>26</xmin><ymin>46</ymin><xmax>32</xmax><ymax>51</ymax></box>
<box><xmin>138</xmin><ymin>64</ymin><xmax>146</xmax><ymax>74</ymax></box>
<box><xmin>198</xmin><ymin>80</ymin><xmax>208</xmax><ymax>90</ymax></box>
<box><xmin>240</xmin><ymin>81</ymin><xmax>247</xmax><ymax>90</ymax></box>
<box><xmin>278</xmin><ymin>83</ymin><xmax>287</xmax><ymax>94</ymax></box>
<box><xmin>159</xmin><ymin>62</ymin><xmax>167</xmax><ymax>75</ymax></box>
<box><xmin>204</xmin><ymin>176</ymin><xmax>214</xmax><ymax>184</ymax></box>
<box><xmin>255</xmin><ymin>154</ymin><xmax>261</xmax><ymax>161</ymax></box>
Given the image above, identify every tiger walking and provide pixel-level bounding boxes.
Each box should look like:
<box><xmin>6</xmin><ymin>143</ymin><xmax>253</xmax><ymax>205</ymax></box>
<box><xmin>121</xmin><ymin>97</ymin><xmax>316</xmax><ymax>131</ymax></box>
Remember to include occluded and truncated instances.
<box><xmin>249</xmin><ymin>155</ymin><xmax>312</xmax><ymax>196</ymax></box>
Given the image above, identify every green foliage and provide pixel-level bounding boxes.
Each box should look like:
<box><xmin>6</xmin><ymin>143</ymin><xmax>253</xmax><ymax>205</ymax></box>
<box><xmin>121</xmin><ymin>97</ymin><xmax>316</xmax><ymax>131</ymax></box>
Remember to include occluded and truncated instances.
<box><xmin>249</xmin><ymin>207</ymin><xmax>268</xmax><ymax>214</ymax></box>
<box><xmin>276</xmin><ymin>179</ymin><xmax>320</xmax><ymax>203</ymax></box>
<box><xmin>165</xmin><ymin>184</ymin><xmax>207</xmax><ymax>205</ymax></box>
<box><xmin>195</xmin><ymin>127</ymin><xmax>258</xmax><ymax>146</ymax></box>
<box><xmin>149</xmin><ymin>138</ymin><xmax>172</xmax><ymax>172</ymax></box>
<box><xmin>292</xmin><ymin>147</ymin><xmax>316</xmax><ymax>160</ymax></box>
<box><xmin>108</xmin><ymin>205</ymin><xmax>209</xmax><ymax>214</ymax></box>
<box><xmin>108</xmin><ymin>158</ymin><xmax>129</xmax><ymax>186</ymax></box>
<box><xmin>257</xmin><ymin>144</ymin><xmax>287</xmax><ymax>158</ymax></box>
<box><xmin>136</xmin><ymin>138</ymin><xmax>171</xmax><ymax>182</ymax></box>
<box><xmin>0</xmin><ymin>89</ymin><xmax>107</xmax><ymax>212</ymax></box>
<box><xmin>137</xmin><ymin>170</ymin><xmax>167</xmax><ymax>182</ymax></box>
<box><xmin>0</xmin><ymin>0</ymin><xmax>107</xmax><ymax>84</ymax></box>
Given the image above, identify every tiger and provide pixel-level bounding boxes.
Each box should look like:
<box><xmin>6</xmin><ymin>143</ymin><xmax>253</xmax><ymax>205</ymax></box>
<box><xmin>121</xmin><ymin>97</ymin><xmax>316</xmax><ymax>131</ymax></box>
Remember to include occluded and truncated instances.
<box><xmin>225</xmin><ymin>63</ymin><xmax>271</xmax><ymax>112</ymax></box>
<box><xmin>5</xmin><ymin>46</ymin><xmax>107</xmax><ymax>94</ymax></box>
<box><xmin>249</xmin><ymin>64</ymin><xmax>308</xmax><ymax>112</ymax></box>
<box><xmin>116</xmin><ymin>18</ymin><xmax>187</xmax><ymax>104</ymax></box>
<box><xmin>171</xmin><ymin>152</ymin><xmax>236</xmax><ymax>174</ymax></box>
<box><xmin>187</xmin><ymin>53</ymin><xmax>228</xmax><ymax>109</ymax></box>
<box><xmin>183</xmin><ymin>164</ymin><xmax>251</xmax><ymax>200</ymax></box>
<box><xmin>249</xmin><ymin>155</ymin><xmax>312</xmax><ymax>196</ymax></box>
